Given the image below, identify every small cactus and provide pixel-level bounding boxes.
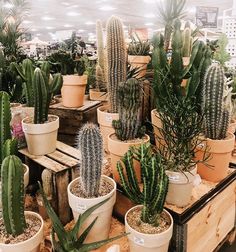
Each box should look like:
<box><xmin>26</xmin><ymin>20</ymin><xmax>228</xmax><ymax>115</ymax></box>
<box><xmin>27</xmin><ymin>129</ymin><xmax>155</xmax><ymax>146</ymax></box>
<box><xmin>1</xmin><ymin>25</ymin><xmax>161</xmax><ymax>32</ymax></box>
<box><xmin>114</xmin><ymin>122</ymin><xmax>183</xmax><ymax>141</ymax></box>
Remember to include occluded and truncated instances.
<box><xmin>1</xmin><ymin>155</ymin><xmax>26</xmax><ymax>236</ymax></box>
<box><xmin>41</xmin><ymin>169</ymin><xmax>53</xmax><ymax>200</ymax></box>
<box><xmin>77</xmin><ymin>123</ymin><xmax>103</xmax><ymax>197</ymax></box>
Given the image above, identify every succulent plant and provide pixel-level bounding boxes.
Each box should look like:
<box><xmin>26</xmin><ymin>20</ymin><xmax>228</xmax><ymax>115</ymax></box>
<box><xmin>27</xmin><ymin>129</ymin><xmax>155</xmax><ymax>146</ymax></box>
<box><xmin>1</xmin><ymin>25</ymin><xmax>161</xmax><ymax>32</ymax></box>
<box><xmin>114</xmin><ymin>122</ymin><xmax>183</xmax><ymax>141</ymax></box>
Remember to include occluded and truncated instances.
<box><xmin>106</xmin><ymin>16</ymin><xmax>127</xmax><ymax>113</ymax></box>
<box><xmin>128</xmin><ymin>33</ymin><xmax>150</xmax><ymax>56</ymax></box>
<box><xmin>77</xmin><ymin>123</ymin><xmax>103</xmax><ymax>197</ymax></box>
<box><xmin>182</xmin><ymin>27</ymin><xmax>193</xmax><ymax>57</ymax></box>
<box><xmin>95</xmin><ymin>64</ymin><xmax>107</xmax><ymax>92</ymax></box>
<box><xmin>202</xmin><ymin>63</ymin><xmax>230</xmax><ymax>140</ymax></box>
<box><xmin>112</xmin><ymin>78</ymin><xmax>146</xmax><ymax>141</ymax></box>
<box><xmin>3</xmin><ymin>139</ymin><xmax>18</xmax><ymax>159</ymax></box>
<box><xmin>39</xmin><ymin>182</ymin><xmax>126</xmax><ymax>252</ymax></box>
<box><xmin>1</xmin><ymin>155</ymin><xmax>26</xmax><ymax>236</ymax></box>
<box><xmin>117</xmin><ymin>143</ymin><xmax>169</xmax><ymax>226</ymax></box>
<box><xmin>41</xmin><ymin>169</ymin><xmax>53</xmax><ymax>200</ymax></box>
<box><xmin>0</xmin><ymin>91</ymin><xmax>12</xmax><ymax>164</ymax></box>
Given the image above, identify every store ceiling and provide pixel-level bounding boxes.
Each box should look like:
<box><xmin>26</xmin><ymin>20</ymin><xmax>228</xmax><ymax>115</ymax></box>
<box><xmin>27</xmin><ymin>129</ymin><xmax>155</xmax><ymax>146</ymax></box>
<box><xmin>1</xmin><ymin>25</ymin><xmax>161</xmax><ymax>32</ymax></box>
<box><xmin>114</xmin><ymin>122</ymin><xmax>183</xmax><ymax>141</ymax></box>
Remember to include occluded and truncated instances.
<box><xmin>18</xmin><ymin>0</ymin><xmax>234</xmax><ymax>41</ymax></box>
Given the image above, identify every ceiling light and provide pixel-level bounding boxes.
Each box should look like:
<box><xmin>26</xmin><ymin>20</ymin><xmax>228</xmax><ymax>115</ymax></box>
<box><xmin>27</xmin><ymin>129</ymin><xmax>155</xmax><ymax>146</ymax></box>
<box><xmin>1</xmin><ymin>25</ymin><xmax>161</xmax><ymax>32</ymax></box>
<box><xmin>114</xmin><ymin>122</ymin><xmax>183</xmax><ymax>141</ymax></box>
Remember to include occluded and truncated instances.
<box><xmin>22</xmin><ymin>20</ymin><xmax>33</xmax><ymax>24</ymax></box>
<box><xmin>36</xmin><ymin>33</ymin><xmax>41</xmax><ymax>36</ymax></box>
<box><xmin>41</xmin><ymin>16</ymin><xmax>55</xmax><ymax>21</ymax></box>
<box><xmin>31</xmin><ymin>28</ymin><xmax>37</xmax><ymax>32</ymax></box>
<box><xmin>46</xmin><ymin>26</ymin><xmax>55</xmax><ymax>30</ymax></box>
<box><xmin>78</xmin><ymin>29</ymin><xmax>85</xmax><ymax>32</ymax></box>
<box><xmin>85</xmin><ymin>21</ymin><xmax>95</xmax><ymax>25</ymax></box>
<box><xmin>143</xmin><ymin>0</ymin><xmax>156</xmax><ymax>3</ymax></box>
<box><xmin>66</xmin><ymin>11</ymin><xmax>81</xmax><ymax>16</ymax></box>
<box><xmin>188</xmin><ymin>7</ymin><xmax>196</xmax><ymax>14</ymax></box>
<box><xmin>144</xmin><ymin>13</ymin><xmax>155</xmax><ymax>18</ymax></box>
<box><xmin>3</xmin><ymin>3</ymin><xmax>13</xmax><ymax>9</ymax></box>
<box><xmin>64</xmin><ymin>24</ymin><xmax>74</xmax><ymax>28</ymax></box>
<box><xmin>62</xmin><ymin>2</ymin><xmax>70</xmax><ymax>6</ymax></box>
<box><xmin>145</xmin><ymin>22</ymin><xmax>154</xmax><ymax>26</ymax></box>
<box><xmin>99</xmin><ymin>6</ymin><xmax>116</xmax><ymax>11</ymax></box>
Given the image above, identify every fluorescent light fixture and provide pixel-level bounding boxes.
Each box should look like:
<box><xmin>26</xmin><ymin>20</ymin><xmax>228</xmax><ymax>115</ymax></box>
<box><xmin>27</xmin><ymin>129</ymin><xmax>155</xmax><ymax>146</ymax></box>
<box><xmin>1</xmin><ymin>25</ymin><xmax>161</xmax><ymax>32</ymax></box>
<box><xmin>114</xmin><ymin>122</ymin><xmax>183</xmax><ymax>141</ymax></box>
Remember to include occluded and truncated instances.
<box><xmin>143</xmin><ymin>0</ymin><xmax>156</xmax><ymax>3</ymax></box>
<box><xmin>144</xmin><ymin>13</ymin><xmax>155</xmax><ymax>18</ymax></box>
<box><xmin>85</xmin><ymin>21</ymin><xmax>95</xmax><ymax>25</ymax></box>
<box><xmin>22</xmin><ymin>20</ymin><xmax>33</xmax><ymax>24</ymax></box>
<box><xmin>31</xmin><ymin>28</ymin><xmax>37</xmax><ymax>32</ymax></box>
<box><xmin>99</xmin><ymin>6</ymin><xmax>116</xmax><ymax>11</ymax></box>
<box><xmin>66</xmin><ymin>11</ymin><xmax>81</xmax><ymax>16</ymax></box>
<box><xmin>46</xmin><ymin>26</ymin><xmax>54</xmax><ymax>30</ymax></box>
<box><xmin>3</xmin><ymin>3</ymin><xmax>13</xmax><ymax>9</ymax></box>
<box><xmin>36</xmin><ymin>33</ymin><xmax>41</xmax><ymax>36</ymax></box>
<box><xmin>64</xmin><ymin>24</ymin><xmax>74</xmax><ymax>28</ymax></box>
<box><xmin>78</xmin><ymin>29</ymin><xmax>85</xmax><ymax>32</ymax></box>
<box><xmin>145</xmin><ymin>22</ymin><xmax>154</xmax><ymax>26</ymax></box>
<box><xmin>41</xmin><ymin>16</ymin><xmax>55</xmax><ymax>21</ymax></box>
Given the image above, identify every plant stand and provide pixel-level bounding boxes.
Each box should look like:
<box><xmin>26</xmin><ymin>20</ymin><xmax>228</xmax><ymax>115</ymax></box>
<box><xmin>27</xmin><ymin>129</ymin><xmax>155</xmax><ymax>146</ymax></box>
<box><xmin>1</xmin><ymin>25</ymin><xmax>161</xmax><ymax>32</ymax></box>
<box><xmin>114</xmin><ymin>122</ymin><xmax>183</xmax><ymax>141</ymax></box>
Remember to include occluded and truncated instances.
<box><xmin>48</xmin><ymin>100</ymin><xmax>102</xmax><ymax>146</ymax></box>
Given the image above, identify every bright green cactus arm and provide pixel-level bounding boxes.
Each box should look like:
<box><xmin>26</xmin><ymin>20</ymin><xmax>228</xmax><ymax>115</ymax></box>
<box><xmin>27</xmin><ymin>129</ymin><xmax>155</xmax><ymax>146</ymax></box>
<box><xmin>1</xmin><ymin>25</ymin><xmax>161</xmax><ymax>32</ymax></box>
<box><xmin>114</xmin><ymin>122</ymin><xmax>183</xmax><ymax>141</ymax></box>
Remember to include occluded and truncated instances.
<box><xmin>41</xmin><ymin>61</ymin><xmax>51</xmax><ymax>81</ymax></box>
<box><xmin>22</xmin><ymin>59</ymin><xmax>34</xmax><ymax>106</ymax></box>
<box><xmin>3</xmin><ymin>139</ymin><xmax>18</xmax><ymax>159</ymax></box>
<box><xmin>0</xmin><ymin>91</ymin><xmax>12</xmax><ymax>164</ymax></box>
<box><xmin>1</xmin><ymin>155</ymin><xmax>26</xmax><ymax>236</ymax></box>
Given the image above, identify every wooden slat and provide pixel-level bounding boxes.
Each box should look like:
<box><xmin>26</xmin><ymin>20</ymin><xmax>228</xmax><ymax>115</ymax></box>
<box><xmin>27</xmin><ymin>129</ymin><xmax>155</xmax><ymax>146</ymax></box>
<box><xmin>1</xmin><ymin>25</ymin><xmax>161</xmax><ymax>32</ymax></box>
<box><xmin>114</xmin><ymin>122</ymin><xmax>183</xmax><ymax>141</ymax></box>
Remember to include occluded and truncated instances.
<box><xmin>49</xmin><ymin>100</ymin><xmax>101</xmax><ymax>111</ymax></box>
<box><xmin>56</xmin><ymin>141</ymin><xmax>81</xmax><ymax>160</ymax></box>
<box><xmin>46</xmin><ymin>150</ymin><xmax>79</xmax><ymax>167</ymax></box>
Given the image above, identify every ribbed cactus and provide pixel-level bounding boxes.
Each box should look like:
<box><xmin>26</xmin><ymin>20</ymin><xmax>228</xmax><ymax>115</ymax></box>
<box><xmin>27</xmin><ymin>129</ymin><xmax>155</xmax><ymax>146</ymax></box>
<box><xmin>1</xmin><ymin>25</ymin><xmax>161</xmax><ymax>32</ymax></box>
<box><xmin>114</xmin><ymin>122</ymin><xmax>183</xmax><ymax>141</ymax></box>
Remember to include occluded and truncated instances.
<box><xmin>1</xmin><ymin>155</ymin><xmax>26</xmax><ymax>236</ymax></box>
<box><xmin>96</xmin><ymin>64</ymin><xmax>107</xmax><ymax>92</ymax></box>
<box><xmin>202</xmin><ymin>63</ymin><xmax>229</xmax><ymax>139</ymax></box>
<box><xmin>117</xmin><ymin>143</ymin><xmax>169</xmax><ymax>225</ymax></box>
<box><xmin>182</xmin><ymin>27</ymin><xmax>192</xmax><ymax>57</ymax></box>
<box><xmin>112</xmin><ymin>78</ymin><xmax>145</xmax><ymax>141</ymax></box>
<box><xmin>3</xmin><ymin>139</ymin><xmax>18</xmax><ymax>159</ymax></box>
<box><xmin>41</xmin><ymin>169</ymin><xmax>53</xmax><ymax>200</ymax></box>
<box><xmin>77</xmin><ymin>123</ymin><xmax>103</xmax><ymax>197</ymax></box>
<box><xmin>96</xmin><ymin>20</ymin><xmax>105</xmax><ymax>72</ymax></box>
<box><xmin>0</xmin><ymin>48</ymin><xmax>5</xmax><ymax>91</ymax></box>
<box><xmin>0</xmin><ymin>91</ymin><xmax>12</xmax><ymax>164</ymax></box>
<box><xmin>106</xmin><ymin>16</ymin><xmax>127</xmax><ymax>113</ymax></box>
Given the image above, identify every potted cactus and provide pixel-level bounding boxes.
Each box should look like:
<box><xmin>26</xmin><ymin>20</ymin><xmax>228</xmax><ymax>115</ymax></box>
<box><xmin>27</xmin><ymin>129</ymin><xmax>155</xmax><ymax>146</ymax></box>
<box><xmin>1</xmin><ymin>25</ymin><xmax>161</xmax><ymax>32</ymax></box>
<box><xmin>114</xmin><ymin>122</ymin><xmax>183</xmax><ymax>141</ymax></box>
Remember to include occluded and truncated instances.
<box><xmin>67</xmin><ymin>123</ymin><xmax>116</xmax><ymax>242</ymax></box>
<box><xmin>97</xmin><ymin>15</ymin><xmax>126</xmax><ymax>152</ymax></box>
<box><xmin>127</xmin><ymin>33</ymin><xmax>151</xmax><ymax>78</ymax></box>
<box><xmin>195</xmin><ymin>63</ymin><xmax>235</xmax><ymax>182</ymax></box>
<box><xmin>108</xmin><ymin>78</ymin><xmax>150</xmax><ymax>182</ymax></box>
<box><xmin>0</xmin><ymin>155</ymin><xmax>44</xmax><ymax>252</ymax></box>
<box><xmin>22</xmin><ymin>68</ymin><xmax>62</xmax><ymax>155</ymax></box>
<box><xmin>118</xmin><ymin>143</ymin><xmax>173</xmax><ymax>252</ymax></box>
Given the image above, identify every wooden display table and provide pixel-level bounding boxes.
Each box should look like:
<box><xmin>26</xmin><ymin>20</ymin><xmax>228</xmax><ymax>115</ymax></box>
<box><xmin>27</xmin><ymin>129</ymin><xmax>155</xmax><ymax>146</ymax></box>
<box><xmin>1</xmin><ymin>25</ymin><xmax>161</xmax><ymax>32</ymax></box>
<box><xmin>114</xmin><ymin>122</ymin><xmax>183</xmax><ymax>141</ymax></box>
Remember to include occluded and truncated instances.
<box><xmin>49</xmin><ymin>100</ymin><xmax>101</xmax><ymax>146</ymax></box>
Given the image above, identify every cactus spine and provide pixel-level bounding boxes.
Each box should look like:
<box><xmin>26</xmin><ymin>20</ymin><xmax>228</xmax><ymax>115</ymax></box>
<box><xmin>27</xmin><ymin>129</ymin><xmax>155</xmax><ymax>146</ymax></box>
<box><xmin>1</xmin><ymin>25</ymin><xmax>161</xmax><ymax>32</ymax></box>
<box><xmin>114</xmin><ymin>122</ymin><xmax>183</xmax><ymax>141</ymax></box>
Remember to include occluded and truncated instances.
<box><xmin>1</xmin><ymin>155</ymin><xmax>26</xmax><ymax>236</ymax></box>
<box><xmin>106</xmin><ymin>16</ymin><xmax>127</xmax><ymax>113</ymax></box>
<box><xmin>0</xmin><ymin>91</ymin><xmax>12</xmax><ymax>164</ymax></box>
<box><xmin>42</xmin><ymin>169</ymin><xmax>53</xmax><ymax>200</ymax></box>
<box><xmin>202</xmin><ymin>63</ymin><xmax>229</xmax><ymax>139</ymax></box>
<box><xmin>117</xmin><ymin>144</ymin><xmax>169</xmax><ymax>225</ymax></box>
<box><xmin>77</xmin><ymin>123</ymin><xmax>103</xmax><ymax>197</ymax></box>
<box><xmin>112</xmin><ymin>78</ymin><xmax>145</xmax><ymax>141</ymax></box>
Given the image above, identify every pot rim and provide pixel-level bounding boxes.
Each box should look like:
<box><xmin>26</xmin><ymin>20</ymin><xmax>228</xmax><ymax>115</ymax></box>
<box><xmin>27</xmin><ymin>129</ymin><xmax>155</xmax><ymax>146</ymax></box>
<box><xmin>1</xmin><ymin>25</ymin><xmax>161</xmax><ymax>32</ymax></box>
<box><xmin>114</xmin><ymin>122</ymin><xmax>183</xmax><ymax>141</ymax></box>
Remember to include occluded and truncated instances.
<box><xmin>22</xmin><ymin>114</ymin><xmax>59</xmax><ymax>125</ymax></box>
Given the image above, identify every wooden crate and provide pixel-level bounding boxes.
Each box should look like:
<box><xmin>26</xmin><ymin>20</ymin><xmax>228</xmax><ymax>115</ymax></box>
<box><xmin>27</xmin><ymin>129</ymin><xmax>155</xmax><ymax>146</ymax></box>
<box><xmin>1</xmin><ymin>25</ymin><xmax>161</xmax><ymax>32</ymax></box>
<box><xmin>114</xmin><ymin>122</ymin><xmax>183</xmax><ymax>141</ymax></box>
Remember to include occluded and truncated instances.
<box><xmin>114</xmin><ymin>169</ymin><xmax>236</xmax><ymax>252</ymax></box>
<box><xmin>19</xmin><ymin>141</ymin><xmax>81</xmax><ymax>225</ymax></box>
<box><xmin>48</xmin><ymin>100</ymin><xmax>102</xmax><ymax>146</ymax></box>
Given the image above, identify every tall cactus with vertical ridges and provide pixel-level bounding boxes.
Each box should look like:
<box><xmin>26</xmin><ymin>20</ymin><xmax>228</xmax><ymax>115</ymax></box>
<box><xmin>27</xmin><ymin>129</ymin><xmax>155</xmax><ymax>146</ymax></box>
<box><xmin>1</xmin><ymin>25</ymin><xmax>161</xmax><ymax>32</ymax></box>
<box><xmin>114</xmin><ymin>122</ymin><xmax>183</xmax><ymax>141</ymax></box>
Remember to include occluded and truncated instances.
<box><xmin>202</xmin><ymin>63</ymin><xmax>229</xmax><ymax>139</ymax></box>
<box><xmin>77</xmin><ymin>123</ymin><xmax>103</xmax><ymax>197</ymax></box>
<box><xmin>117</xmin><ymin>143</ymin><xmax>169</xmax><ymax>225</ymax></box>
<box><xmin>106</xmin><ymin>16</ymin><xmax>127</xmax><ymax>113</ymax></box>
<box><xmin>112</xmin><ymin>78</ymin><xmax>145</xmax><ymax>141</ymax></box>
<box><xmin>3</xmin><ymin>139</ymin><xmax>18</xmax><ymax>159</ymax></box>
<box><xmin>1</xmin><ymin>155</ymin><xmax>26</xmax><ymax>236</ymax></box>
<box><xmin>182</xmin><ymin>27</ymin><xmax>192</xmax><ymax>57</ymax></box>
<box><xmin>0</xmin><ymin>91</ymin><xmax>12</xmax><ymax>164</ymax></box>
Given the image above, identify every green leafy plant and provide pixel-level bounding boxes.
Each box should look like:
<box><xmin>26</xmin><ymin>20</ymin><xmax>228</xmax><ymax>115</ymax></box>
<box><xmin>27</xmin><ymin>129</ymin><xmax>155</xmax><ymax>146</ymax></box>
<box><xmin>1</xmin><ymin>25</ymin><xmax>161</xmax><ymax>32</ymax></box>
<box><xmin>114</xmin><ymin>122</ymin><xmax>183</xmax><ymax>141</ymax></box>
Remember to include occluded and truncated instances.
<box><xmin>117</xmin><ymin>143</ymin><xmax>168</xmax><ymax>226</ymax></box>
<box><xmin>39</xmin><ymin>182</ymin><xmax>127</xmax><ymax>252</ymax></box>
<box><xmin>214</xmin><ymin>33</ymin><xmax>231</xmax><ymax>66</ymax></box>
<box><xmin>128</xmin><ymin>33</ymin><xmax>150</xmax><ymax>56</ymax></box>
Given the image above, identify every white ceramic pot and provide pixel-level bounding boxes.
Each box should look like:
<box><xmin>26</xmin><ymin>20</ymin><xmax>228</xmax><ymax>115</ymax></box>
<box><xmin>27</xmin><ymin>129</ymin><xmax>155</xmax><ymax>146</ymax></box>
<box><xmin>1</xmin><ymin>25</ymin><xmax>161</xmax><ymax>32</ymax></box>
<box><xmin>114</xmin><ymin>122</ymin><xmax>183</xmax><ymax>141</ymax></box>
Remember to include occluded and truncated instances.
<box><xmin>22</xmin><ymin>115</ymin><xmax>59</xmax><ymax>156</ymax></box>
<box><xmin>67</xmin><ymin>175</ymin><xmax>116</xmax><ymax>243</ymax></box>
<box><xmin>125</xmin><ymin>205</ymin><xmax>173</xmax><ymax>252</ymax></box>
<box><xmin>0</xmin><ymin>211</ymin><xmax>44</xmax><ymax>252</ymax></box>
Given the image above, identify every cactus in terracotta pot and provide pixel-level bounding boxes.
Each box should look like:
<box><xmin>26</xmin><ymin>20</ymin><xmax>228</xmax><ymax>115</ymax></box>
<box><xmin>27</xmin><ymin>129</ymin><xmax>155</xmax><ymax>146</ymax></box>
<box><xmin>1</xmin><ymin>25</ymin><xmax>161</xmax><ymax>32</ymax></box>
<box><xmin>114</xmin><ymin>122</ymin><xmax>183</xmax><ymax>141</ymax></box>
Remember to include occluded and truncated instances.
<box><xmin>1</xmin><ymin>155</ymin><xmax>26</xmax><ymax>236</ymax></box>
<box><xmin>77</xmin><ymin>123</ymin><xmax>103</xmax><ymax>197</ymax></box>
<box><xmin>106</xmin><ymin>16</ymin><xmax>127</xmax><ymax>113</ymax></box>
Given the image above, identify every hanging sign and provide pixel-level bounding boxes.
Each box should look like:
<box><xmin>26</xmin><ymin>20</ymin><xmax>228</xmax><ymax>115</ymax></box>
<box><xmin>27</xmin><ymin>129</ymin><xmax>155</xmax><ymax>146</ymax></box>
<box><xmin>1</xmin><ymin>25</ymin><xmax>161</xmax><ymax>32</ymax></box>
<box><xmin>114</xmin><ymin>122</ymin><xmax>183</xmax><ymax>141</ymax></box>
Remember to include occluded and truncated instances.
<box><xmin>196</xmin><ymin>6</ymin><xmax>219</xmax><ymax>28</ymax></box>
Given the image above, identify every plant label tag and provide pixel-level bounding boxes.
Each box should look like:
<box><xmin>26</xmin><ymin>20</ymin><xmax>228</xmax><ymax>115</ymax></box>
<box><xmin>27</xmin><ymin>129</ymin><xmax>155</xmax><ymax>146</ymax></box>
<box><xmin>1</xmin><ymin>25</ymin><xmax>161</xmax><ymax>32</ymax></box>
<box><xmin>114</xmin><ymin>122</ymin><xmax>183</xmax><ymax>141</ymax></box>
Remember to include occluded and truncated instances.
<box><xmin>169</xmin><ymin>175</ymin><xmax>180</xmax><ymax>182</ymax></box>
<box><xmin>134</xmin><ymin>236</ymin><xmax>144</xmax><ymax>245</ymax></box>
<box><xmin>198</xmin><ymin>143</ymin><xmax>205</xmax><ymax>149</ymax></box>
<box><xmin>105</xmin><ymin>115</ymin><xmax>113</xmax><ymax>123</ymax></box>
<box><xmin>77</xmin><ymin>203</ymin><xmax>87</xmax><ymax>211</ymax></box>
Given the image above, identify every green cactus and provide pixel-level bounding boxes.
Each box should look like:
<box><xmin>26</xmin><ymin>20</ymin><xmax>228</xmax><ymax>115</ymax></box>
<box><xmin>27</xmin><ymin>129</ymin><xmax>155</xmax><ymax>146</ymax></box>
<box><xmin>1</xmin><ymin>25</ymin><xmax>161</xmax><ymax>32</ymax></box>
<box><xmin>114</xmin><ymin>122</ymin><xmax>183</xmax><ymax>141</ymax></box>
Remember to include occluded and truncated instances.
<box><xmin>1</xmin><ymin>155</ymin><xmax>26</xmax><ymax>236</ymax></box>
<box><xmin>77</xmin><ymin>123</ymin><xmax>103</xmax><ymax>197</ymax></box>
<box><xmin>117</xmin><ymin>143</ymin><xmax>169</xmax><ymax>226</ymax></box>
<box><xmin>182</xmin><ymin>27</ymin><xmax>192</xmax><ymax>57</ymax></box>
<box><xmin>0</xmin><ymin>91</ymin><xmax>12</xmax><ymax>164</ymax></box>
<box><xmin>39</xmin><ymin>183</ymin><xmax>127</xmax><ymax>251</ymax></box>
<box><xmin>41</xmin><ymin>169</ymin><xmax>53</xmax><ymax>200</ymax></box>
<box><xmin>3</xmin><ymin>139</ymin><xmax>18</xmax><ymax>159</ymax></box>
<box><xmin>106</xmin><ymin>16</ymin><xmax>127</xmax><ymax>113</ymax></box>
<box><xmin>128</xmin><ymin>33</ymin><xmax>150</xmax><ymax>56</ymax></box>
<box><xmin>202</xmin><ymin>63</ymin><xmax>229</xmax><ymax>139</ymax></box>
<box><xmin>0</xmin><ymin>48</ymin><xmax>5</xmax><ymax>91</ymax></box>
<box><xmin>112</xmin><ymin>78</ymin><xmax>146</xmax><ymax>141</ymax></box>
<box><xmin>96</xmin><ymin>20</ymin><xmax>105</xmax><ymax>72</ymax></box>
<box><xmin>95</xmin><ymin>64</ymin><xmax>107</xmax><ymax>92</ymax></box>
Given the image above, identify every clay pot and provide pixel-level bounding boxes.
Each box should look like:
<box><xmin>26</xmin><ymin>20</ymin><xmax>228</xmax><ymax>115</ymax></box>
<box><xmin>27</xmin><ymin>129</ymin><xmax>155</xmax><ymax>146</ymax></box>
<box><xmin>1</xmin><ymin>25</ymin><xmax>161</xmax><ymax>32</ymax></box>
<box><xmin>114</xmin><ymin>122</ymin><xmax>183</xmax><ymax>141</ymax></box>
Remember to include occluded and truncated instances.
<box><xmin>22</xmin><ymin>115</ymin><xmax>59</xmax><ymax>156</ymax></box>
<box><xmin>228</xmin><ymin>119</ymin><xmax>236</xmax><ymax>134</ymax></box>
<box><xmin>125</xmin><ymin>205</ymin><xmax>173</xmax><ymax>252</ymax></box>
<box><xmin>61</xmin><ymin>75</ymin><xmax>87</xmax><ymax>107</ymax></box>
<box><xmin>108</xmin><ymin>133</ymin><xmax>150</xmax><ymax>183</ymax></box>
<box><xmin>165</xmin><ymin>167</ymin><xmax>197</xmax><ymax>207</ymax></box>
<box><xmin>128</xmin><ymin>55</ymin><xmax>151</xmax><ymax>78</ymax></box>
<box><xmin>97</xmin><ymin>105</ymin><xmax>119</xmax><ymax>153</ymax></box>
<box><xmin>67</xmin><ymin>175</ymin><xmax>116</xmax><ymax>243</ymax></box>
<box><xmin>0</xmin><ymin>211</ymin><xmax>44</xmax><ymax>252</ymax></box>
<box><xmin>195</xmin><ymin>132</ymin><xmax>235</xmax><ymax>182</ymax></box>
<box><xmin>89</xmin><ymin>89</ymin><xmax>109</xmax><ymax>102</ymax></box>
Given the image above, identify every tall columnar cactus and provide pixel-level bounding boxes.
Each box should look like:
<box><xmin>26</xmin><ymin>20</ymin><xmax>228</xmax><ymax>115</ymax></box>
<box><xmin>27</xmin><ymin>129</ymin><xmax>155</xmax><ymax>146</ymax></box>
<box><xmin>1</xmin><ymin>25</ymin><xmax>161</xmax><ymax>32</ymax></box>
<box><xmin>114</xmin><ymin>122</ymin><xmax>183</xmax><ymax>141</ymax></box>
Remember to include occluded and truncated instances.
<box><xmin>96</xmin><ymin>64</ymin><xmax>107</xmax><ymax>92</ymax></box>
<box><xmin>0</xmin><ymin>91</ymin><xmax>12</xmax><ymax>164</ymax></box>
<box><xmin>117</xmin><ymin>143</ymin><xmax>169</xmax><ymax>225</ymax></box>
<box><xmin>106</xmin><ymin>16</ymin><xmax>127</xmax><ymax>113</ymax></box>
<box><xmin>112</xmin><ymin>78</ymin><xmax>145</xmax><ymax>141</ymax></box>
<box><xmin>3</xmin><ymin>139</ymin><xmax>18</xmax><ymax>159</ymax></box>
<box><xmin>202</xmin><ymin>63</ymin><xmax>229</xmax><ymax>139</ymax></box>
<box><xmin>96</xmin><ymin>20</ymin><xmax>105</xmax><ymax>73</ymax></box>
<box><xmin>0</xmin><ymin>48</ymin><xmax>5</xmax><ymax>91</ymax></box>
<box><xmin>41</xmin><ymin>169</ymin><xmax>53</xmax><ymax>200</ymax></box>
<box><xmin>1</xmin><ymin>155</ymin><xmax>26</xmax><ymax>236</ymax></box>
<box><xmin>182</xmin><ymin>27</ymin><xmax>192</xmax><ymax>57</ymax></box>
<box><xmin>77</xmin><ymin>123</ymin><xmax>103</xmax><ymax>197</ymax></box>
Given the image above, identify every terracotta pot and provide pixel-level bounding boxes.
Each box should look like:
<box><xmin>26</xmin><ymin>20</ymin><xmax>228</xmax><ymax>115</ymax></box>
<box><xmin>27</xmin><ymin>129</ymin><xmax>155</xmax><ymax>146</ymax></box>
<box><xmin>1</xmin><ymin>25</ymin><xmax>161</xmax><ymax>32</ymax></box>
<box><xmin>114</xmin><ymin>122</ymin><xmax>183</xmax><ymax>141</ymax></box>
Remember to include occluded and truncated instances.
<box><xmin>165</xmin><ymin>167</ymin><xmax>197</xmax><ymax>207</ymax></box>
<box><xmin>0</xmin><ymin>211</ymin><xmax>44</xmax><ymax>252</ymax></box>
<box><xmin>22</xmin><ymin>115</ymin><xmax>59</xmax><ymax>156</ymax></box>
<box><xmin>108</xmin><ymin>133</ymin><xmax>150</xmax><ymax>183</ymax></box>
<box><xmin>97</xmin><ymin>105</ymin><xmax>119</xmax><ymax>153</ymax></box>
<box><xmin>125</xmin><ymin>205</ymin><xmax>173</xmax><ymax>252</ymax></box>
<box><xmin>228</xmin><ymin>119</ymin><xmax>236</xmax><ymax>134</ymax></box>
<box><xmin>61</xmin><ymin>75</ymin><xmax>87</xmax><ymax>107</ymax></box>
<box><xmin>128</xmin><ymin>55</ymin><xmax>151</xmax><ymax>78</ymax></box>
<box><xmin>89</xmin><ymin>89</ymin><xmax>109</xmax><ymax>102</ymax></box>
<box><xmin>195</xmin><ymin>132</ymin><xmax>235</xmax><ymax>182</ymax></box>
<box><xmin>67</xmin><ymin>175</ymin><xmax>116</xmax><ymax>243</ymax></box>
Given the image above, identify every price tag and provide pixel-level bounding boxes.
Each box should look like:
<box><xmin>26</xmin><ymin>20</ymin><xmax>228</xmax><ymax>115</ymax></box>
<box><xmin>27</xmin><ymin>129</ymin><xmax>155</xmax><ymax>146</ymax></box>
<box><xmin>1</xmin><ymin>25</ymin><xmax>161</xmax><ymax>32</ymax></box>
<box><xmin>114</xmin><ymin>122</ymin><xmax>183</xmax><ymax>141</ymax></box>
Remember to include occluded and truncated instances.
<box><xmin>198</xmin><ymin>143</ymin><xmax>205</xmax><ymax>149</ymax></box>
<box><xmin>168</xmin><ymin>175</ymin><xmax>180</xmax><ymax>182</ymax></box>
<box><xmin>105</xmin><ymin>115</ymin><xmax>113</xmax><ymax>123</ymax></box>
<box><xmin>134</xmin><ymin>236</ymin><xmax>144</xmax><ymax>246</ymax></box>
<box><xmin>77</xmin><ymin>203</ymin><xmax>87</xmax><ymax>211</ymax></box>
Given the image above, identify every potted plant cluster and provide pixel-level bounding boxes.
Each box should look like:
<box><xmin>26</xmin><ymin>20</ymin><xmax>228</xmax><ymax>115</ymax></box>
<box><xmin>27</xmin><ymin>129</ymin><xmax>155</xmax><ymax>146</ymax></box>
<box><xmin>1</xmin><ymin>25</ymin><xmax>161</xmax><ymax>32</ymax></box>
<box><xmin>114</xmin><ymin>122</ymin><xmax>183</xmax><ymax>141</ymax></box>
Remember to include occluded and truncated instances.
<box><xmin>68</xmin><ymin>123</ymin><xmax>117</xmax><ymax>242</ymax></box>
<box><xmin>118</xmin><ymin>143</ymin><xmax>173</xmax><ymax>252</ymax></box>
